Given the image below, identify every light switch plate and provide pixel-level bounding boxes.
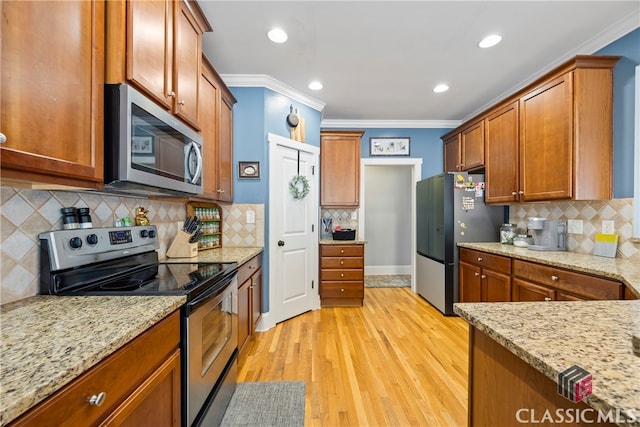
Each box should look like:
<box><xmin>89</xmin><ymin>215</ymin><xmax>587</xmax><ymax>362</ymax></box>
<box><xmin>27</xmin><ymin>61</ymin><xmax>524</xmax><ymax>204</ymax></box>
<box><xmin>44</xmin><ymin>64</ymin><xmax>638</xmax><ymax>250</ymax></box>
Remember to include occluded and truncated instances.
<box><xmin>602</xmin><ymin>220</ymin><xmax>614</xmax><ymax>234</ymax></box>
<box><xmin>246</xmin><ymin>210</ymin><xmax>255</xmax><ymax>224</ymax></box>
<box><xmin>567</xmin><ymin>219</ymin><xmax>583</xmax><ymax>234</ymax></box>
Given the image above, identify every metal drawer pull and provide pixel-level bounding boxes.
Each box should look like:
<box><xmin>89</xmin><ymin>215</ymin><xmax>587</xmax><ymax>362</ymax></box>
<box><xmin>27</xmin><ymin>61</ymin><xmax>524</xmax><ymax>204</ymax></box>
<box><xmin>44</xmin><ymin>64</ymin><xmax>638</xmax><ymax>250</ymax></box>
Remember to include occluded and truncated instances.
<box><xmin>544</xmin><ymin>297</ymin><xmax>552</xmax><ymax>301</ymax></box>
<box><xmin>341</xmin><ymin>273</ymin><xmax>344</xmax><ymax>277</ymax></box>
<box><xmin>481</xmin><ymin>275</ymin><xmax>486</xmax><ymax>279</ymax></box>
<box><xmin>340</xmin><ymin>261</ymin><xmax>344</xmax><ymax>265</ymax></box>
<box><xmin>340</xmin><ymin>249</ymin><xmax>344</xmax><ymax>254</ymax></box>
<box><xmin>474</xmin><ymin>272</ymin><xmax>479</xmax><ymax>277</ymax></box>
<box><xmin>477</xmin><ymin>257</ymin><xmax>483</xmax><ymax>261</ymax></box>
<box><xmin>551</xmin><ymin>275</ymin><xmax>559</xmax><ymax>281</ymax></box>
<box><xmin>89</xmin><ymin>392</ymin><xmax>107</xmax><ymax>406</ymax></box>
<box><xmin>341</xmin><ymin>288</ymin><xmax>344</xmax><ymax>292</ymax></box>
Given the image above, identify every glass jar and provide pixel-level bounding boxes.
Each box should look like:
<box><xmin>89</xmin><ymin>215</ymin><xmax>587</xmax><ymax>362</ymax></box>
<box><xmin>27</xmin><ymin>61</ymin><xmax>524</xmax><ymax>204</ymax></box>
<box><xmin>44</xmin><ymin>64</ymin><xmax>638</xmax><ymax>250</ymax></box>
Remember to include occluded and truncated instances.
<box><xmin>513</xmin><ymin>234</ymin><xmax>534</xmax><ymax>248</ymax></box>
<box><xmin>500</xmin><ymin>223</ymin><xmax>516</xmax><ymax>244</ymax></box>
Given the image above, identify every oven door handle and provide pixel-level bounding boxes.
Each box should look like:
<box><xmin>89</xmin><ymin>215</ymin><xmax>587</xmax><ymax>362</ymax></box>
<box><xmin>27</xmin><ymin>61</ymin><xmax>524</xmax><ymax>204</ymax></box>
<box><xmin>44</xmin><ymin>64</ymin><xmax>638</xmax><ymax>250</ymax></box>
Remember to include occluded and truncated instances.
<box><xmin>186</xmin><ymin>271</ymin><xmax>237</xmax><ymax>314</ymax></box>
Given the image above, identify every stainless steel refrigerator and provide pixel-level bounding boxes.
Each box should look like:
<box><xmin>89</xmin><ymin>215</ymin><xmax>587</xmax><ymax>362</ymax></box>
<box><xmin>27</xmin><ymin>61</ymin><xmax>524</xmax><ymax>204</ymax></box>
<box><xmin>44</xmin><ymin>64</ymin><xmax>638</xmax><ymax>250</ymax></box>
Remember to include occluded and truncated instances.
<box><xmin>416</xmin><ymin>172</ymin><xmax>505</xmax><ymax>315</ymax></box>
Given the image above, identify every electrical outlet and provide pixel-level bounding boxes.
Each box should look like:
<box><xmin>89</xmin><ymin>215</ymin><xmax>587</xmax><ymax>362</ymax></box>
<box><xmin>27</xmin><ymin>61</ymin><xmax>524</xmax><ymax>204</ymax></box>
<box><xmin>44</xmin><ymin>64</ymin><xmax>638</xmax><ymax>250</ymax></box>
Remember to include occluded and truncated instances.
<box><xmin>567</xmin><ymin>219</ymin><xmax>583</xmax><ymax>234</ymax></box>
<box><xmin>246</xmin><ymin>210</ymin><xmax>255</xmax><ymax>224</ymax></box>
<box><xmin>177</xmin><ymin>221</ymin><xmax>184</xmax><ymax>231</ymax></box>
<box><xmin>351</xmin><ymin>211</ymin><xmax>357</xmax><ymax>220</ymax></box>
<box><xmin>602</xmin><ymin>220</ymin><xmax>614</xmax><ymax>234</ymax></box>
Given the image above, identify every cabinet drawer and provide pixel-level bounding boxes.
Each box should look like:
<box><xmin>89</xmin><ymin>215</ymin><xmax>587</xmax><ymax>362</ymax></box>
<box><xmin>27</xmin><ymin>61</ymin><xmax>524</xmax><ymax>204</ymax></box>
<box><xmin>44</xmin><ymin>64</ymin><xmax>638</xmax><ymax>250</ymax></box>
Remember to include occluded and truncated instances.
<box><xmin>320</xmin><ymin>245</ymin><xmax>363</xmax><ymax>257</ymax></box>
<box><xmin>513</xmin><ymin>260</ymin><xmax>623</xmax><ymax>300</ymax></box>
<box><xmin>320</xmin><ymin>282</ymin><xmax>364</xmax><ymax>298</ymax></box>
<box><xmin>237</xmin><ymin>253</ymin><xmax>262</xmax><ymax>285</ymax></box>
<box><xmin>321</xmin><ymin>269</ymin><xmax>364</xmax><ymax>281</ymax></box>
<box><xmin>459</xmin><ymin>249</ymin><xmax>511</xmax><ymax>274</ymax></box>
<box><xmin>320</xmin><ymin>257</ymin><xmax>364</xmax><ymax>269</ymax></box>
<box><xmin>11</xmin><ymin>311</ymin><xmax>180</xmax><ymax>426</ymax></box>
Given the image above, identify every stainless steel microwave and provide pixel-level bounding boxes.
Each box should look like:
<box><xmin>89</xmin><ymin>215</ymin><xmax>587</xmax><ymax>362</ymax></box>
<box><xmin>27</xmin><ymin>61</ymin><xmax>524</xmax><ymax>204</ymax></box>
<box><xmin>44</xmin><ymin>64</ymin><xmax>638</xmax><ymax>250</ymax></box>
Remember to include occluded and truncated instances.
<box><xmin>104</xmin><ymin>84</ymin><xmax>203</xmax><ymax>196</ymax></box>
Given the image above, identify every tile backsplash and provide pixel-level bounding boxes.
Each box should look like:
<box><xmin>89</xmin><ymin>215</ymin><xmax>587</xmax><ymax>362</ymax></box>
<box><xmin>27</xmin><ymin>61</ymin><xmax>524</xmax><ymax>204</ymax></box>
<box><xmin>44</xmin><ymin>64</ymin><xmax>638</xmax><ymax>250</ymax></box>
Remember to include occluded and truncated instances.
<box><xmin>0</xmin><ymin>187</ymin><xmax>263</xmax><ymax>304</ymax></box>
<box><xmin>321</xmin><ymin>208</ymin><xmax>359</xmax><ymax>236</ymax></box>
<box><xmin>509</xmin><ymin>198</ymin><xmax>638</xmax><ymax>259</ymax></box>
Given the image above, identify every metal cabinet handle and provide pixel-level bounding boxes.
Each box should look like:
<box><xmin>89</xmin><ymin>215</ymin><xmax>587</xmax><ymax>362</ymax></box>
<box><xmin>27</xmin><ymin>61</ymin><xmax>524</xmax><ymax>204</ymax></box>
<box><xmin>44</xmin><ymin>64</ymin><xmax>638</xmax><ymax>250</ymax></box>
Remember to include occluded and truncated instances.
<box><xmin>178</xmin><ymin>100</ymin><xmax>185</xmax><ymax>106</ymax></box>
<box><xmin>340</xmin><ymin>273</ymin><xmax>344</xmax><ymax>277</ymax></box>
<box><xmin>340</xmin><ymin>249</ymin><xmax>344</xmax><ymax>254</ymax></box>
<box><xmin>551</xmin><ymin>275</ymin><xmax>559</xmax><ymax>281</ymax></box>
<box><xmin>341</xmin><ymin>288</ymin><xmax>345</xmax><ymax>292</ymax></box>
<box><xmin>518</xmin><ymin>190</ymin><xmax>524</xmax><ymax>195</ymax></box>
<box><xmin>216</xmin><ymin>189</ymin><xmax>225</xmax><ymax>193</ymax></box>
<box><xmin>481</xmin><ymin>274</ymin><xmax>486</xmax><ymax>279</ymax></box>
<box><xmin>477</xmin><ymin>257</ymin><xmax>483</xmax><ymax>262</ymax></box>
<box><xmin>340</xmin><ymin>260</ymin><xmax>344</xmax><ymax>265</ymax></box>
<box><xmin>511</xmin><ymin>191</ymin><xmax>518</xmax><ymax>196</ymax></box>
<box><xmin>544</xmin><ymin>297</ymin><xmax>552</xmax><ymax>302</ymax></box>
<box><xmin>89</xmin><ymin>392</ymin><xmax>107</xmax><ymax>406</ymax></box>
<box><xmin>474</xmin><ymin>272</ymin><xmax>480</xmax><ymax>277</ymax></box>
<box><xmin>0</xmin><ymin>133</ymin><xmax>6</xmax><ymax>144</ymax></box>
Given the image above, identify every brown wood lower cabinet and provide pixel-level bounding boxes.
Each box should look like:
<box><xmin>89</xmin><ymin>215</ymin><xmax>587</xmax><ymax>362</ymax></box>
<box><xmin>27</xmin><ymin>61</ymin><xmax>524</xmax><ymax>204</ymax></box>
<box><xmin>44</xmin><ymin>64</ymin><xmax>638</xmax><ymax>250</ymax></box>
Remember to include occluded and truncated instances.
<box><xmin>320</xmin><ymin>244</ymin><xmax>364</xmax><ymax>306</ymax></box>
<box><xmin>238</xmin><ymin>253</ymin><xmax>263</xmax><ymax>354</ymax></box>
<box><xmin>459</xmin><ymin>248</ymin><xmax>511</xmax><ymax>302</ymax></box>
<box><xmin>512</xmin><ymin>259</ymin><xmax>623</xmax><ymax>301</ymax></box>
<box><xmin>468</xmin><ymin>326</ymin><xmax>615</xmax><ymax>426</ymax></box>
<box><xmin>10</xmin><ymin>311</ymin><xmax>181</xmax><ymax>427</ymax></box>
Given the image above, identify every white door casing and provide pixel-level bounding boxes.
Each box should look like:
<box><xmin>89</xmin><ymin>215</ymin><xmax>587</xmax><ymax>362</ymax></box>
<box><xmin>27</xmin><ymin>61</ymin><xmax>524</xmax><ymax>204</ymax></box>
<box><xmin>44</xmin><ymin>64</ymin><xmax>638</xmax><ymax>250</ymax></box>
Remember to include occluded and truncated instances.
<box><xmin>266</xmin><ymin>133</ymin><xmax>320</xmax><ymax>327</ymax></box>
<box><xmin>358</xmin><ymin>158</ymin><xmax>422</xmax><ymax>292</ymax></box>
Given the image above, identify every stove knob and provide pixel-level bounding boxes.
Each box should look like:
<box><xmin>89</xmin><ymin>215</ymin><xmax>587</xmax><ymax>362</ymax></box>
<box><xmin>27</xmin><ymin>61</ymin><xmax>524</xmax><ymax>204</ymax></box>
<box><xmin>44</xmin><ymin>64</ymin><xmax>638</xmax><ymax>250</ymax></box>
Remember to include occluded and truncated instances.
<box><xmin>69</xmin><ymin>237</ymin><xmax>83</xmax><ymax>249</ymax></box>
<box><xmin>148</xmin><ymin>229</ymin><xmax>156</xmax><ymax>238</ymax></box>
<box><xmin>140</xmin><ymin>229</ymin><xmax>149</xmax><ymax>238</ymax></box>
<box><xmin>86</xmin><ymin>234</ymin><xmax>98</xmax><ymax>245</ymax></box>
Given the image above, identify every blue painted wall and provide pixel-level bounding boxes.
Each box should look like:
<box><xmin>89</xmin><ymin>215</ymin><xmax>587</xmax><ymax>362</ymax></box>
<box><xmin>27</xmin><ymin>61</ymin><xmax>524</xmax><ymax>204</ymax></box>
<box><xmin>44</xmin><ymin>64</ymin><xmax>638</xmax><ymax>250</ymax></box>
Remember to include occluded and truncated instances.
<box><xmin>596</xmin><ymin>27</ymin><xmax>639</xmax><ymax>198</ymax></box>
<box><xmin>231</xmin><ymin>86</ymin><xmax>322</xmax><ymax>312</ymax></box>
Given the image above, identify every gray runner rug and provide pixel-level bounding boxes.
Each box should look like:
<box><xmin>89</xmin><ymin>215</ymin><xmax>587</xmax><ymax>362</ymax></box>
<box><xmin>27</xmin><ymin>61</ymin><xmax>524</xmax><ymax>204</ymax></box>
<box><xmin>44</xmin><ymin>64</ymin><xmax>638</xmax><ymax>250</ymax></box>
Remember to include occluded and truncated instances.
<box><xmin>220</xmin><ymin>381</ymin><xmax>306</xmax><ymax>427</ymax></box>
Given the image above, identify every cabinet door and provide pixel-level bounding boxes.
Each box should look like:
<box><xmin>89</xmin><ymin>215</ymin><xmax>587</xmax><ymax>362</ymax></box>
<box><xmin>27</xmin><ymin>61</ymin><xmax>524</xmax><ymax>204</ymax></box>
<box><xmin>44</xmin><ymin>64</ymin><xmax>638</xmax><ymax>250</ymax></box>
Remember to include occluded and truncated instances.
<box><xmin>520</xmin><ymin>73</ymin><xmax>573</xmax><ymax>201</ymax></box>
<box><xmin>217</xmin><ymin>97</ymin><xmax>234</xmax><ymax>202</ymax></box>
<box><xmin>482</xmin><ymin>269</ymin><xmax>511</xmax><ymax>302</ymax></box>
<box><xmin>0</xmin><ymin>0</ymin><xmax>104</xmax><ymax>189</ymax></box>
<box><xmin>320</xmin><ymin>131</ymin><xmax>363</xmax><ymax>207</ymax></box>
<box><xmin>443</xmin><ymin>133</ymin><xmax>461</xmax><ymax>172</ymax></box>
<box><xmin>251</xmin><ymin>268</ymin><xmax>263</xmax><ymax>333</ymax></box>
<box><xmin>238</xmin><ymin>278</ymin><xmax>251</xmax><ymax>351</ymax></box>
<box><xmin>461</xmin><ymin>121</ymin><xmax>484</xmax><ymax>171</ymax></box>
<box><xmin>512</xmin><ymin>279</ymin><xmax>554</xmax><ymax>302</ymax></box>
<box><xmin>459</xmin><ymin>262</ymin><xmax>482</xmax><ymax>303</ymax></box>
<box><xmin>100</xmin><ymin>350</ymin><xmax>181</xmax><ymax>427</ymax></box>
<box><xmin>485</xmin><ymin>102</ymin><xmax>520</xmax><ymax>204</ymax></box>
<box><xmin>199</xmin><ymin>64</ymin><xmax>220</xmax><ymax>200</ymax></box>
<box><xmin>128</xmin><ymin>0</ymin><xmax>173</xmax><ymax>110</ymax></box>
<box><xmin>173</xmin><ymin>1</ymin><xmax>202</xmax><ymax>129</ymax></box>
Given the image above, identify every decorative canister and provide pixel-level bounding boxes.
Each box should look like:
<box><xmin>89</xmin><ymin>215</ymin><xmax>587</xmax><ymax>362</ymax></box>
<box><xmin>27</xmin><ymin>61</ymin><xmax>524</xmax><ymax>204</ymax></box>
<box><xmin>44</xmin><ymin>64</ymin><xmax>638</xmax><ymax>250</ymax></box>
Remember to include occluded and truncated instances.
<box><xmin>500</xmin><ymin>223</ymin><xmax>516</xmax><ymax>244</ymax></box>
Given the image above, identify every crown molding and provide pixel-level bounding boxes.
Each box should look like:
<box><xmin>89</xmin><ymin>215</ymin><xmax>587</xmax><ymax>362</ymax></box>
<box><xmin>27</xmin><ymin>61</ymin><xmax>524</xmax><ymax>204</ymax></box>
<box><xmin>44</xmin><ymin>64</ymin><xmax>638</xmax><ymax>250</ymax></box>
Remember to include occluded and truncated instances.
<box><xmin>463</xmin><ymin>17</ymin><xmax>639</xmax><ymax>122</ymax></box>
<box><xmin>220</xmin><ymin>74</ymin><xmax>326</xmax><ymax>112</ymax></box>
<box><xmin>320</xmin><ymin>119</ymin><xmax>460</xmax><ymax>129</ymax></box>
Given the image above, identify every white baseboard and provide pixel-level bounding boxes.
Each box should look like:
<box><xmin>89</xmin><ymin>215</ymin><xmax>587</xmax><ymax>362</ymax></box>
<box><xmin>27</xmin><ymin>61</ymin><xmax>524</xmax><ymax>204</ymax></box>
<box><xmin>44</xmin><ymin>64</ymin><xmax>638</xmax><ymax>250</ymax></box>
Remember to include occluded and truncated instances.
<box><xmin>365</xmin><ymin>265</ymin><xmax>412</xmax><ymax>275</ymax></box>
<box><xmin>256</xmin><ymin>312</ymin><xmax>272</xmax><ymax>332</ymax></box>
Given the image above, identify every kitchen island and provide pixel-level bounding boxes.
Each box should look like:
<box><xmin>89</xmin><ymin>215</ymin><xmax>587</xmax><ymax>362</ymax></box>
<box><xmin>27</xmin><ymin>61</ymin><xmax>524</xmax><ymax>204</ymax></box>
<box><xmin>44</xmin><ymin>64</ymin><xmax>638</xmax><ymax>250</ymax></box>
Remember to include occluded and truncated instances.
<box><xmin>455</xmin><ymin>300</ymin><xmax>640</xmax><ymax>426</ymax></box>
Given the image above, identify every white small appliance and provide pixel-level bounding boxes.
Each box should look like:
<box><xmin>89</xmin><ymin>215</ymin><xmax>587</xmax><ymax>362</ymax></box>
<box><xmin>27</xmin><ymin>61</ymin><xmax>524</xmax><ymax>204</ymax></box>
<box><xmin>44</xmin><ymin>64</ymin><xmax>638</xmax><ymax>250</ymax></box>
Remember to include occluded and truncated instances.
<box><xmin>527</xmin><ymin>218</ymin><xmax>567</xmax><ymax>251</ymax></box>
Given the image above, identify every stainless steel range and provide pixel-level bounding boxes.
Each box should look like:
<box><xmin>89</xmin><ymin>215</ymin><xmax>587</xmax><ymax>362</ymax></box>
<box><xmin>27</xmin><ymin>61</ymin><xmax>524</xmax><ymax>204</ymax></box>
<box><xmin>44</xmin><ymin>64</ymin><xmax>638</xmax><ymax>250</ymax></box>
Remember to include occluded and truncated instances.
<box><xmin>39</xmin><ymin>225</ymin><xmax>238</xmax><ymax>427</ymax></box>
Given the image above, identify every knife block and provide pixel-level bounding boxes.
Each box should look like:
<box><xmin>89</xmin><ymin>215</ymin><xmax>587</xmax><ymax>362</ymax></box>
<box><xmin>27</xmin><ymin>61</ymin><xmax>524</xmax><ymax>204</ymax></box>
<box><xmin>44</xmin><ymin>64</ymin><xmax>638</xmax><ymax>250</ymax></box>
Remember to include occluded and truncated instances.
<box><xmin>166</xmin><ymin>230</ymin><xmax>198</xmax><ymax>258</ymax></box>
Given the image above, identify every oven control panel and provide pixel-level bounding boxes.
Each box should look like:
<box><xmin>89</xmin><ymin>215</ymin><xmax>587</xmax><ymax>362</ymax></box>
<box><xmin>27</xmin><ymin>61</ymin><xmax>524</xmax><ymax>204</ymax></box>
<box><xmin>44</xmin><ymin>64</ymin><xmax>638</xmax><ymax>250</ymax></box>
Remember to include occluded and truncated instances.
<box><xmin>39</xmin><ymin>226</ymin><xmax>159</xmax><ymax>271</ymax></box>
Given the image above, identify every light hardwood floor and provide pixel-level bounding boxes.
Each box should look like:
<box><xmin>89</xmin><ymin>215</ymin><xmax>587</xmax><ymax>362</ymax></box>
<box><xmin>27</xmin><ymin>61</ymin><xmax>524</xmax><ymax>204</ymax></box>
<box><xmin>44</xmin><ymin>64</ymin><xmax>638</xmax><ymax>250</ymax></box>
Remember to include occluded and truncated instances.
<box><xmin>237</xmin><ymin>288</ymin><xmax>469</xmax><ymax>426</ymax></box>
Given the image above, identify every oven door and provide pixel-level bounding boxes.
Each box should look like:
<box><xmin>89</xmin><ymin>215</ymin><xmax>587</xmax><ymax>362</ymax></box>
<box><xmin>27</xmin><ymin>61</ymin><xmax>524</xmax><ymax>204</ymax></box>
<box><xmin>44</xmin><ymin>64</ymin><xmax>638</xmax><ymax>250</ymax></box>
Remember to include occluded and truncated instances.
<box><xmin>184</xmin><ymin>273</ymin><xmax>238</xmax><ymax>427</ymax></box>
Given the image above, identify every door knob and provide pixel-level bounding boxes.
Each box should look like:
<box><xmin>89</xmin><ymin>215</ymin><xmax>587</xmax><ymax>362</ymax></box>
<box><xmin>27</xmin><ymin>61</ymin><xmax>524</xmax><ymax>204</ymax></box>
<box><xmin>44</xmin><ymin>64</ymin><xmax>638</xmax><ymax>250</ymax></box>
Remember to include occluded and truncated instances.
<box><xmin>277</xmin><ymin>240</ymin><xmax>285</xmax><ymax>246</ymax></box>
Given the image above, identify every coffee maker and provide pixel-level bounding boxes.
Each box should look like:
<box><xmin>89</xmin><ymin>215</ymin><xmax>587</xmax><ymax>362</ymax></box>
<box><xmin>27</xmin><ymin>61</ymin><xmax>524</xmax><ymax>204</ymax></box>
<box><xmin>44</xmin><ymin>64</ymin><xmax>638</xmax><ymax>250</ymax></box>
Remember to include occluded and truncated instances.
<box><xmin>527</xmin><ymin>218</ymin><xmax>567</xmax><ymax>251</ymax></box>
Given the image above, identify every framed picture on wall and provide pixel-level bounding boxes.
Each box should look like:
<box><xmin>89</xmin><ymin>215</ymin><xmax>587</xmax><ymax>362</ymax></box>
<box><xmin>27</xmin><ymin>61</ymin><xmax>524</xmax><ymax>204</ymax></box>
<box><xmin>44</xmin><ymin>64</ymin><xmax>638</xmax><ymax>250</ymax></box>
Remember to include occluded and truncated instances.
<box><xmin>238</xmin><ymin>161</ymin><xmax>260</xmax><ymax>178</ymax></box>
<box><xmin>369</xmin><ymin>137</ymin><xmax>410</xmax><ymax>156</ymax></box>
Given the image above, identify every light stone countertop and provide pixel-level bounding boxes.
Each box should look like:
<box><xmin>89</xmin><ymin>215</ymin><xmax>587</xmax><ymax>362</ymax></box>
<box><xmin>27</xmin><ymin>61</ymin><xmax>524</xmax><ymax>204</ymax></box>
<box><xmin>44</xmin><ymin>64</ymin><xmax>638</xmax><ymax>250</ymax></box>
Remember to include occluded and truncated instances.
<box><xmin>162</xmin><ymin>246</ymin><xmax>263</xmax><ymax>266</ymax></box>
<box><xmin>458</xmin><ymin>242</ymin><xmax>640</xmax><ymax>298</ymax></box>
<box><xmin>0</xmin><ymin>296</ymin><xmax>185</xmax><ymax>426</ymax></box>
<box><xmin>319</xmin><ymin>239</ymin><xmax>367</xmax><ymax>245</ymax></box>
<box><xmin>454</xmin><ymin>300</ymin><xmax>640</xmax><ymax>426</ymax></box>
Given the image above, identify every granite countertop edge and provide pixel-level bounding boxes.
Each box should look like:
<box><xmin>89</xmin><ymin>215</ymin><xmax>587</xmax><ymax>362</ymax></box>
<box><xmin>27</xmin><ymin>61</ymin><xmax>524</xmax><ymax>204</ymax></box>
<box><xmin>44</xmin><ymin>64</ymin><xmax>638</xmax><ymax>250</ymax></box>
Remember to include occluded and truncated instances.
<box><xmin>161</xmin><ymin>246</ymin><xmax>264</xmax><ymax>265</ymax></box>
<box><xmin>458</xmin><ymin>242</ymin><xmax>640</xmax><ymax>298</ymax></box>
<box><xmin>319</xmin><ymin>239</ymin><xmax>367</xmax><ymax>245</ymax></box>
<box><xmin>454</xmin><ymin>301</ymin><xmax>640</xmax><ymax>426</ymax></box>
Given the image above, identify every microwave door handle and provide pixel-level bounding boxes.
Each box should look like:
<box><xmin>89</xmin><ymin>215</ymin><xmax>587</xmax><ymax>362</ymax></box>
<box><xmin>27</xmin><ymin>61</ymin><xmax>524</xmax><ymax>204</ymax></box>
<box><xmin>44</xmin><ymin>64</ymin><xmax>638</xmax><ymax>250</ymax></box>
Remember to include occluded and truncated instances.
<box><xmin>187</xmin><ymin>141</ymin><xmax>203</xmax><ymax>184</ymax></box>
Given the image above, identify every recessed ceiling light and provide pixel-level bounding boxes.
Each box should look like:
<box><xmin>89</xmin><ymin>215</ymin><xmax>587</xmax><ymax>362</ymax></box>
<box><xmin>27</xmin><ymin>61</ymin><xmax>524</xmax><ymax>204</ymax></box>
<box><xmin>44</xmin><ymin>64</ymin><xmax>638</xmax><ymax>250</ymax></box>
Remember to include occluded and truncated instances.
<box><xmin>308</xmin><ymin>81</ymin><xmax>323</xmax><ymax>91</ymax></box>
<box><xmin>267</xmin><ymin>28</ymin><xmax>288</xmax><ymax>43</ymax></box>
<box><xmin>433</xmin><ymin>84</ymin><xmax>449</xmax><ymax>93</ymax></box>
<box><xmin>478</xmin><ymin>34</ymin><xmax>502</xmax><ymax>48</ymax></box>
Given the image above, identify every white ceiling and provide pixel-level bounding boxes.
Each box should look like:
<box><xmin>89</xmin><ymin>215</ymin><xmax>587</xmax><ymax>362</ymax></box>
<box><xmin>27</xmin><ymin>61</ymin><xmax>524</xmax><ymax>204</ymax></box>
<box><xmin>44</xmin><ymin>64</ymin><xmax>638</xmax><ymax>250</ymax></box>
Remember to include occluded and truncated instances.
<box><xmin>199</xmin><ymin>1</ymin><xmax>639</xmax><ymax>125</ymax></box>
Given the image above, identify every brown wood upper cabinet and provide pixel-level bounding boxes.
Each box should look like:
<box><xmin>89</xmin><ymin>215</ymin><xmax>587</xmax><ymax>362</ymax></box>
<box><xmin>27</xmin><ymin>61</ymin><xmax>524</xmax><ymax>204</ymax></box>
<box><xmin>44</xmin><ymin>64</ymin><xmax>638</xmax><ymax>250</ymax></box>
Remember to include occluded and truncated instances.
<box><xmin>442</xmin><ymin>121</ymin><xmax>484</xmax><ymax>173</ymax></box>
<box><xmin>106</xmin><ymin>0</ymin><xmax>211</xmax><ymax>130</ymax></box>
<box><xmin>320</xmin><ymin>130</ymin><xmax>364</xmax><ymax>207</ymax></box>
<box><xmin>0</xmin><ymin>1</ymin><xmax>104</xmax><ymax>190</ymax></box>
<box><xmin>195</xmin><ymin>56</ymin><xmax>236</xmax><ymax>202</ymax></box>
<box><xmin>445</xmin><ymin>55</ymin><xmax>619</xmax><ymax>203</ymax></box>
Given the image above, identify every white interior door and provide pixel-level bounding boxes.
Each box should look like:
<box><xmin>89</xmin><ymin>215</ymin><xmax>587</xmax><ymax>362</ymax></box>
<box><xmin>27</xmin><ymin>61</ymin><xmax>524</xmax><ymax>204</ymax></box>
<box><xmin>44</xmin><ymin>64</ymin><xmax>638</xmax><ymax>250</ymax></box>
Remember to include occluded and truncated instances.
<box><xmin>268</xmin><ymin>133</ymin><xmax>320</xmax><ymax>326</ymax></box>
